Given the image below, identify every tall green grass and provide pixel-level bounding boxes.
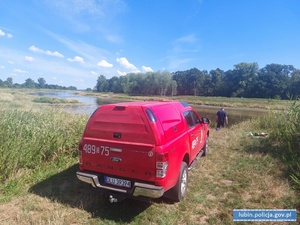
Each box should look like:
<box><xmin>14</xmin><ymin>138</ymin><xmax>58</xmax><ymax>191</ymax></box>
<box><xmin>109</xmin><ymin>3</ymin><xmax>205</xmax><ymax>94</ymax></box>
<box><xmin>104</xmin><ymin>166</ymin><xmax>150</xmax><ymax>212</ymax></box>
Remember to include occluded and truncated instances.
<box><xmin>33</xmin><ymin>97</ymin><xmax>79</xmax><ymax>104</ymax></box>
<box><xmin>255</xmin><ymin>100</ymin><xmax>300</xmax><ymax>190</ymax></box>
<box><xmin>0</xmin><ymin>106</ymin><xmax>88</xmax><ymax>183</ymax></box>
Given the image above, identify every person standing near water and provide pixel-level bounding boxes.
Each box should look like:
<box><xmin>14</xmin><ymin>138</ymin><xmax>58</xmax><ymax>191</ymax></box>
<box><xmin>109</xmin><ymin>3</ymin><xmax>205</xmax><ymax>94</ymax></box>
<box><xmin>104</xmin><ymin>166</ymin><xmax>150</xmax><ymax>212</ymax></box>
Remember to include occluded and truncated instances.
<box><xmin>216</xmin><ymin>108</ymin><xmax>228</xmax><ymax>131</ymax></box>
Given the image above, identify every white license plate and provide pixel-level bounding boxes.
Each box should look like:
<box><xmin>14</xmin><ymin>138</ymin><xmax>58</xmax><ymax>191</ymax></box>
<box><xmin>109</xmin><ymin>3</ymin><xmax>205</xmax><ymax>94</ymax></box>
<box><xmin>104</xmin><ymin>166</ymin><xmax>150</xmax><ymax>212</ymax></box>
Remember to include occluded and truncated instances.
<box><xmin>104</xmin><ymin>176</ymin><xmax>131</xmax><ymax>188</ymax></box>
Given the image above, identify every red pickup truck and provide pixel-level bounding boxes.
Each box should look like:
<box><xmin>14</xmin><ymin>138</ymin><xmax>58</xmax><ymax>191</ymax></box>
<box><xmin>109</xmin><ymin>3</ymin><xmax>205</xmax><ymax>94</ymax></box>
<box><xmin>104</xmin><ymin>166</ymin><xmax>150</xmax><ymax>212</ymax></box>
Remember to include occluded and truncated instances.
<box><xmin>76</xmin><ymin>101</ymin><xmax>210</xmax><ymax>202</ymax></box>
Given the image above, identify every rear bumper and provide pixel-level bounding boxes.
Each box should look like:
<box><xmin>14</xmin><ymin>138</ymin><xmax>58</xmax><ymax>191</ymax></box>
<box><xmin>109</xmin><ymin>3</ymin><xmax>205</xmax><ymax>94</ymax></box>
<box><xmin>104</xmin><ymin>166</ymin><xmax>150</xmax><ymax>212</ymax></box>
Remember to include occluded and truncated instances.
<box><xmin>76</xmin><ymin>171</ymin><xmax>164</xmax><ymax>199</ymax></box>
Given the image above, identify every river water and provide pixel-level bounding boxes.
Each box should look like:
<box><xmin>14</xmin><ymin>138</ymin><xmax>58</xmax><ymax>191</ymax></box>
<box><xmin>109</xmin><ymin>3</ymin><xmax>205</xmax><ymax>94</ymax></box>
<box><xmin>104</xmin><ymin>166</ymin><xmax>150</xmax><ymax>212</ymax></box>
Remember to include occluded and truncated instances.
<box><xmin>35</xmin><ymin>91</ymin><xmax>267</xmax><ymax>126</ymax></box>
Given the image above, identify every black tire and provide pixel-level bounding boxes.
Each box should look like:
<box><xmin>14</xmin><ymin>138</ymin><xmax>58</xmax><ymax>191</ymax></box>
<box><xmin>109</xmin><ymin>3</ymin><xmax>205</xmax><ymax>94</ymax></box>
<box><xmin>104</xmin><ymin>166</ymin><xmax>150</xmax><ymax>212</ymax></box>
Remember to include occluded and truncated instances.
<box><xmin>202</xmin><ymin>138</ymin><xmax>208</xmax><ymax>157</ymax></box>
<box><xmin>166</xmin><ymin>162</ymin><xmax>188</xmax><ymax>202</ymax></box>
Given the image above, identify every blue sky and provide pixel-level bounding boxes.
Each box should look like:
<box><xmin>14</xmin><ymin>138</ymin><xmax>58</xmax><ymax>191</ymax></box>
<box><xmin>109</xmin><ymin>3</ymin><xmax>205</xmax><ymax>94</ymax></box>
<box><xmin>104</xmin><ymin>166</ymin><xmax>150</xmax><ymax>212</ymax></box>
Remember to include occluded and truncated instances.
<box><xmin>0</xmin><ymin>0</ymin><xmax>299</xmax><ymax>90</ymax></box>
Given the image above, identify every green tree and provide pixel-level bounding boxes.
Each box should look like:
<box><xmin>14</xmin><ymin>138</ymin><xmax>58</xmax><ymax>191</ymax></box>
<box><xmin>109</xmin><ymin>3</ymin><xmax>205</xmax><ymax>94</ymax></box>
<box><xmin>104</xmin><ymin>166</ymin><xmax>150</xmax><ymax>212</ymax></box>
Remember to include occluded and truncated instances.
<box><xmin>195</xmin><ymin>70</ymin><xmax>208</xmax><ymax>96</ymax></box>
<box><xmin>170</xmin><ymin>80</ymin><xmax>177</xmax><ymax>96</ymax></box>
<box><xmin>117</xmin><ymin>75</ymin><xmax>128</xmax><ymax>94</ymax></box>
<box><xmin>23</xmin><ymin>78</ymin><xmax>36</xmax><ymax>88</ymax></box>
<box><xmin>172</xmin><ymin>70</ymin><xmax>190</xmax><ymax>95</ymax></box>
<box><xmin>143</xmin><ymin>72</ymin><xmax>160</xmax><ymax>95</ymax></box>
<box><xmin>158</xmin><ymin>71</ymin><xmax>172</xmax><ymax>96</ymax></box>
<box><xmin>128</xmin><ymin>73</ymin><xmax>146</xmax><ymax>95</ymax></box>
<box><xmin>223</xmin><ymin>62</ymin><xmax>259</xmax><ymax>97</ymax></box>
<box><xmin>288</xmin><ymin>69</ymin><xmax>300</xmax><ymax>99</ymax></box>
<box><xmin>108</xmin><ymin>76</ymin><xmax>122</xmax><ymax>93</ymax></box>
<box><xmin>210</xmin><ymin>69</ymin><xmax>224</xmax><ymax>96</ymax></box>
<box><xmin>67</xmin><ymin>86</ymin><xmax>77</xmax><ymax>90</ymax></box>
<box><xmin>37</xmin><ymin>77</ymin><xmax>46</xmax><ymax>88</ymax></box>
<box><xmin>6</xmin><ymin>77</ymin><xmax>13</xmax><ymax>88</ymax></box>
<box><xmin>257</xmin><ymin>64</ymin><xmax>295</xmax><ymax>99</ymax></box>
<box><xmin>172</xmin><ymin>68</ymin><xmax>206</xmax><ymax>95</ymax></box>
<box><xmin>96</xmin><ymin>75</ymin><xmax>108</xmax><ymax>92</ymax></box>
<box><xmin>202</xmin><ymin>74</ymin><xmax>213</xmax><ymax>96</ymax></box>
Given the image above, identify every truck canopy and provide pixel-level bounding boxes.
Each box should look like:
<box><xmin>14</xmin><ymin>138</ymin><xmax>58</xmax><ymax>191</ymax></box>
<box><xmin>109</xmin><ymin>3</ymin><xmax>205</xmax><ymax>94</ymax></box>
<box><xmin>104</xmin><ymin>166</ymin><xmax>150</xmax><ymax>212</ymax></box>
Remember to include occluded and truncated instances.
<box><xmin>83</xmin><ymin>101</ymin><xmax>190</xmax><ymax>145</ymax></box>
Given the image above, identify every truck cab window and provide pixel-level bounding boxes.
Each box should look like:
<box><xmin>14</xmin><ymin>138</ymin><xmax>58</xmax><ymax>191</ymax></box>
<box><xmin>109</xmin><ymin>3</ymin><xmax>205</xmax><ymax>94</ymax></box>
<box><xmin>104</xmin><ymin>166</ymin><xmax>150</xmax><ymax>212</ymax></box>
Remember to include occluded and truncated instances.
<box><xmin>190</xmin><ymin>111</ymin><xmax>201</xmax><ymax>125</ymax></box>
<box><xmin>183</xmin><ymin>111</ymin><xmax>195</xmax><ymax>128</ymax></box>
<box><xmin>184</xmin><ymin>110</ymin><xmax>201</xmax><ymax>128</ymax></box>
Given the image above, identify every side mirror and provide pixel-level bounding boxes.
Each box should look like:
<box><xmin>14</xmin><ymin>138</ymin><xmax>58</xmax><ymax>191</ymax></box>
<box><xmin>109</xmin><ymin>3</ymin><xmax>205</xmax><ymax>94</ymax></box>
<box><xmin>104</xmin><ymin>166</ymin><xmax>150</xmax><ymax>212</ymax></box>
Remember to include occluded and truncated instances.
<box><xmin>202</xmin><ymin>117</ymin><xmax>210</xmax><ymax>124</ymax></box>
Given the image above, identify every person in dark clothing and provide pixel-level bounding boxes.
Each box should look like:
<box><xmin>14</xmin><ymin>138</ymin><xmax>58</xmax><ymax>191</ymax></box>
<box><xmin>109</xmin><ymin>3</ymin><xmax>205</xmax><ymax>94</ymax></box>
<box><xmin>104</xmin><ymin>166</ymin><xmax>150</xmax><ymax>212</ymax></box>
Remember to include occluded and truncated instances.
<box><xmin>216</xmin><ymin>108</ymin><xmax>228</xmax><ymax>131</ymax></box>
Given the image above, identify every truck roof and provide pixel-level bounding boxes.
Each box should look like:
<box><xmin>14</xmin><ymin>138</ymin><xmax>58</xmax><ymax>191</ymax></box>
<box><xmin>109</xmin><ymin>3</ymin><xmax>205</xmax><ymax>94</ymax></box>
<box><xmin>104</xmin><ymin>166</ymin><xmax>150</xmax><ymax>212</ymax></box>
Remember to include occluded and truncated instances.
<box><xmin>102</xmin><ymin>100</ymin><xmax>191</xmax><ymax>110</ymax></box>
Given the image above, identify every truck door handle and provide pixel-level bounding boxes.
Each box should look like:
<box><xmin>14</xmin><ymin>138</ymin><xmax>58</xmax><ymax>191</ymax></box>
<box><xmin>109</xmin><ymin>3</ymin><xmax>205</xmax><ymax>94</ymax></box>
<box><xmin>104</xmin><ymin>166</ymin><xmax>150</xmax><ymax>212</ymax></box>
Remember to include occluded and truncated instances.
<box><xmin>191</xmin><ymin>134</ymin><xmax>194</xmax><ymax>137</ymax></box>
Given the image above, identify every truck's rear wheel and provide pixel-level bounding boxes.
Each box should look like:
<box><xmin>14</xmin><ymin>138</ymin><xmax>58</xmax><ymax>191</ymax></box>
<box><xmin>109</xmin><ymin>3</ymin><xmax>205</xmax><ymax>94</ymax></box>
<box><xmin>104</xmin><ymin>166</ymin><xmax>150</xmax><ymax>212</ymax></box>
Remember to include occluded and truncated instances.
<box><xmin>166</xmin><ymin>162</ymin><xmax>188</xmax><ymax>202</ymax></box>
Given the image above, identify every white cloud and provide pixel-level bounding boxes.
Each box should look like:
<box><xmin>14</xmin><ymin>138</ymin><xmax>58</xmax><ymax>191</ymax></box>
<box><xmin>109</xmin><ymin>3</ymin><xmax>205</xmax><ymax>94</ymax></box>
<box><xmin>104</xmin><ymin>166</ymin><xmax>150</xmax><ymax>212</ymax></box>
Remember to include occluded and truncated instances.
<box><xmin>116</xmin><ymin>70</ymin><xmax>127</xmax><ymax>76</ymax></box>
<box><xmin>116</xmin><ymin>57</ymin><xmax>140</xmax><ymax>73</ymax></box>
<box><xmin>142</xmin><ymin>66</ymin><xmax>153</xmax><ymax>72</ymax></box>
<box><xmin>0</xmin><ymin>29</ymin><xmax>5</xmax><ymax>36</ymax></box>
<box><xmin>67</xmin><ymin>56</ymin><xmax>85</xmax><ymax>63</ymax></box>
<box><xmin>171</xmin><ymin>34</ymin><xmax>200</xmax><ymax>55</ymax></box>
<box><xmin>166</xmin><ymin>34</ymin><xmax>201</xmax><ymax>70</ymax></box>
<box><xmin>168</xmin><ymin>57</ymin><xmax>192</xmax><ymax>70</ymax></box>
<box><xmin>0</xmin><ymin>65</ymin><xmax>5</xmax><ymax>69</ymax></box>
<box><xmin>97</xmin><ymin>59</ymin><xmax>113</xmax><ymax>68</ymax></box>
<box><xmin>46</xmin><ymin>32</ymin><xmax>112</xmax><ymax>65</ymax></box>
<box><xmin>29</xmin><ymin>45</ymin><xmax>39</xmax><ymax>52</ymax></box>
<box><xmin>47</xmin><ymin>50</ymin><xmax>63</xmax><ymax>57</ymax></box>
<box><xmin>106</xmin><ymin>34</ymin><xmax>123</xmax><ymax>44</ymax></box>
<box><xmin>175</xmin><ymin>34</ymin><xmax>198</xmax><ymax>44</ymax></box>
<box><xmin>14</xmin><ymin>68</ymin><xmax>29</xmax><ymax>74</ymax></box>
<box><xmin>29</xmin><ymin>45</ymin><xmax>64</xmax><ymax>58</ymax></box>
<box><xmin>90</xmin><ymin>71</ymin><xmax>98</xmax><ymax>75</ymax></box>
<box><xmin>8</xmin><ymin>60</ymin><xmax>14</xmax><ymax>64</ymax></box>
<box><xmin>0</xmin><ymin>46</ymin><xmax>97</xmax><ymax>89</ymax></box>
<box><xmin>25</xmin><ymin>56</ymin><xmax>34</xmax><ymax>63</ymax></box>
<box><xmin>0</xmin><ymin>29</ymin><xmax>11</xmax><ymax>38</ymax></box>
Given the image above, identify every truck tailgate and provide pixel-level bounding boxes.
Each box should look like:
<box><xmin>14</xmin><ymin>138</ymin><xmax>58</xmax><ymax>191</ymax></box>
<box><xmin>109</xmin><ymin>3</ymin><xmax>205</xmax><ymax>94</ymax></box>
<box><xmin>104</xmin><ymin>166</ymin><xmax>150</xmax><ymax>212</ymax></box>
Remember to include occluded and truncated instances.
<box><xmin>79</xmin><ymin>138</ymin><xmax>156</xmax><ymax>182</ymax></box>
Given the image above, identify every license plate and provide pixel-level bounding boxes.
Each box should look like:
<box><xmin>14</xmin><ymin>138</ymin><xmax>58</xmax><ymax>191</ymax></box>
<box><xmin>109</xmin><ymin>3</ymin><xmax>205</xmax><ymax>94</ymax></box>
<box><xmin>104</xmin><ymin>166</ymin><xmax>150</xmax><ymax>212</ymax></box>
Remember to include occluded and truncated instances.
<box><xmin>104</xmin><ymin>176</ymin><xmax>131</xmax><ymax>188</ymax></box>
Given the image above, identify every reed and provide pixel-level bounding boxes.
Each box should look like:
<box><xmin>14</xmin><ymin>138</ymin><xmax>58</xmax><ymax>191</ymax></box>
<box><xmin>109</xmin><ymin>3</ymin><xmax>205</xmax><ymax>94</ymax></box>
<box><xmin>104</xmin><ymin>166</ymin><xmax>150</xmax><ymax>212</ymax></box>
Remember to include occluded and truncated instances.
<box><xmin>33</xmin><ymin>97</ymin><xmax>79</xmax><ymax>104</ymax></box>
<box><xmin>254</xmin><ymin>100</ymin><xmax>300</xmax><ymax>190</ymax></box>
<box><xmin>0</xmin><ymin>105</ymin><xmax>88</xmax><ymax>182</ymax></box>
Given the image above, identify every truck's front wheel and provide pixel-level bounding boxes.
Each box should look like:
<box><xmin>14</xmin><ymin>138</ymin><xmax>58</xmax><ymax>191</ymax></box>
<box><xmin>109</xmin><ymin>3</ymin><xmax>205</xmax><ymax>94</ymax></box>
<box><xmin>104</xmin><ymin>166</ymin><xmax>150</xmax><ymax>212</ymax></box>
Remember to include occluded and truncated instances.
<box><xmin>202</xmin><ymin>138</ymin><xmax>208</xmax><ymax>156</ymax></box>
<box><xmin>167</xmin><ymin>162</ymin><xmax>188</xmax><ymax>202</ymax></box>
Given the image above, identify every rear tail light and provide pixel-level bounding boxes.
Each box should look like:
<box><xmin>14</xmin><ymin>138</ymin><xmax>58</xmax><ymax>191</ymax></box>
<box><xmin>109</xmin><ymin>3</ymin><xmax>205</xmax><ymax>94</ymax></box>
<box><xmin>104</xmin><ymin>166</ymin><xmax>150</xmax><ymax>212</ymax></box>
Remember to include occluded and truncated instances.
<box><xmin>156</xmin><ymin>152</ymin><xmax>168</xmax><ymax>178</ymax></box>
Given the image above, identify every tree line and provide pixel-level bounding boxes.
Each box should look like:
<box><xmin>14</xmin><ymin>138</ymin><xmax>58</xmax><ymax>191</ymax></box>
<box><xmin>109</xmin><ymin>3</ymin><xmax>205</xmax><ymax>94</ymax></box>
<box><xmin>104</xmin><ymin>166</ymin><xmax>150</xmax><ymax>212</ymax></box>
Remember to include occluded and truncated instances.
<box><xmin>0</xmin><ymin>77</ymin><xmax>77</xmax><ymax>90</ymax></box>
<box><xmin>95</xmin><ymin>62</ymin><xmax>300</xmax><ymax>99</ymax></box>
<box><xmin>1</xmin><ymin>62</ymin><xmax>299</xmax><ymax>99</ymax></box>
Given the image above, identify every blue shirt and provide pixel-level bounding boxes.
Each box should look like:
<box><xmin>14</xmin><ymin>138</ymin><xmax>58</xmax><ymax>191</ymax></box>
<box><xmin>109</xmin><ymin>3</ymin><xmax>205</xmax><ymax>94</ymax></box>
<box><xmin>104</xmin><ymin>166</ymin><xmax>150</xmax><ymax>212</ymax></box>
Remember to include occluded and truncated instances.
<box><xmin>216</xmin><ymin>110</ymin><xmax>227</xmax><ymax>122</ymax></box>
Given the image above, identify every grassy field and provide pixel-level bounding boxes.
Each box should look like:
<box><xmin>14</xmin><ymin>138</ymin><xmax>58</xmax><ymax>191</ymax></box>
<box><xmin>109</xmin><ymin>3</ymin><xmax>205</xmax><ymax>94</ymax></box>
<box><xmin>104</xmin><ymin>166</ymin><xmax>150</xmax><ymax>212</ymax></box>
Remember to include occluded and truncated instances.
<box><xmin>0</xmin><ymin>89</ymin><xmax>299</xmax><ymax>224</ymax></box>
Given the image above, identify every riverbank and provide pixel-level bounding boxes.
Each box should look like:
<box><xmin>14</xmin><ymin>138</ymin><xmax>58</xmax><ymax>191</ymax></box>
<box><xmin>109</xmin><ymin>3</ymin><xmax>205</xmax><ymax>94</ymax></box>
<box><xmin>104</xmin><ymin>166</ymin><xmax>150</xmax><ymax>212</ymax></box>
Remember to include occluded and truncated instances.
<box><xmin>79</xmin><ymin>91</ymin><xmax>290</xmax><ymax>110</ymax></box>
<box><xmin>1</xmin><ymin>88</ymin><xmax>289</xmax><ymax>110</ymax></box>
<box><xmin>19</xmin><ymin>89</ymin><xmax>271</xmax><ymax>126</ymax></box>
